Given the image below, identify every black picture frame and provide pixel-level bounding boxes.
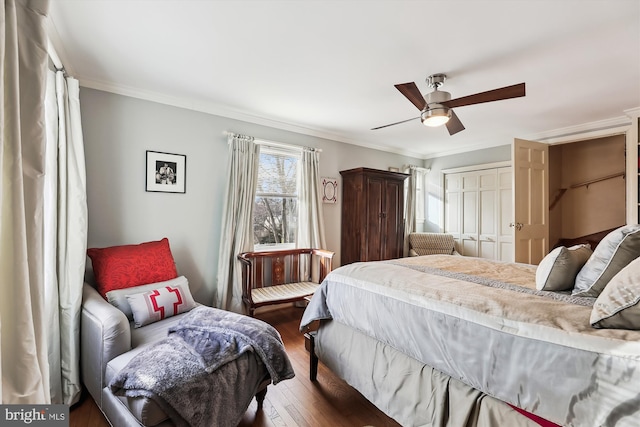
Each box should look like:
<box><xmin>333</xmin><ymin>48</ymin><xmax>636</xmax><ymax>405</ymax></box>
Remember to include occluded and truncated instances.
<box><xmin>145</xmin><ymin>150</ymin><xmax>186</xmax><ymax>193</ymax></box>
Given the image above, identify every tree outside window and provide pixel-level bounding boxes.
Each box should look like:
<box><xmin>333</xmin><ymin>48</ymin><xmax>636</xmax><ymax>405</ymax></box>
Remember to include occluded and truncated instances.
<box><xmin>253</xmin><ymin>148</ymin><xmax>299</xmax><ymax>248</ymax></box>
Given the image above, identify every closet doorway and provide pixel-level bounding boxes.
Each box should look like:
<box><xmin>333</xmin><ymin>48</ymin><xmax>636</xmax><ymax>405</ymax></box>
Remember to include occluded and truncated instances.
<box><xmin>548</xmin><ymin>134</ymin><xmax>626</xmax><ymax>249</ymax></box>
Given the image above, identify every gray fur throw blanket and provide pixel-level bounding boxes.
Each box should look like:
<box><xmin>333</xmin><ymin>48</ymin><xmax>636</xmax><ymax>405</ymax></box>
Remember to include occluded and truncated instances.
<box><xmin>109</xmin><ymin>306</ymin><xmax>295</xmax><ymax>427</ymax></box>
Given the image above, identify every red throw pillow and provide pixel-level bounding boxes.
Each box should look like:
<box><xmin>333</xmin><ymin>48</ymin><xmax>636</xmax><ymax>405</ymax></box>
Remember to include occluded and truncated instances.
<box><xmin>87</xmin><ymin>238</ymin><xmax>178</xmax><ymax>298</ymax></box>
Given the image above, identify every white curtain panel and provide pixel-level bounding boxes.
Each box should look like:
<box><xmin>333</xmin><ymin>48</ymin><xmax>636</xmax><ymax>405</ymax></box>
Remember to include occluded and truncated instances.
<box><xmin>216</xmin><ymin>134</ymin><xmax>260</xmax><ymax>313</ymax></box>
<box><xmin>44</xmin><ymin>70</ymin><xmax>88</xmax><ymax>405</ymax></box>
<box><xmin>403</xmin><ymin>167</ymin><xmax>418</xmax><ymax>257</ymax></box>
<box><xmin>0</xmin><ymin>0</ymin><xmax>51</xmax><ymax>404</ymax></box>
<box><xmin>296</xmin><ymin>149</ymin><xmax>327</xmax><ymax>250</ymax></box>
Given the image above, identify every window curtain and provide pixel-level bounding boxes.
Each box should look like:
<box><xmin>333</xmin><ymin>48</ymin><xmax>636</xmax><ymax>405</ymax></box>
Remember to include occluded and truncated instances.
<box><xmin>403</xmin><ymin>166</ymin><xmax>418</xmax><ymax>257</ymax></box>
<box><xmin>43</xmin><ymin>70</ymin><xmax>88</xmax><ymax>405</ymax></box>
<box><xmin>0</xmin><ymin>0</ymin><xmax>51</xmax><ymax>403</ymax></box>
<box><xmin>296</xmin><ymin>149</ymin><xmax>326</xmax><ymax>249</ymax></box>
<box><xmin>216</xmin><ymin>134</ymin><xmax>260</xmax><ymax>313</ymax></box>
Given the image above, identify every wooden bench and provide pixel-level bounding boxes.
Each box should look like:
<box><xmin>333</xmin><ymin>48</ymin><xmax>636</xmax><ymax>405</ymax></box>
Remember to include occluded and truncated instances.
<box><xmin>237</xmin><ymin>248</ymin><xmax>334</xmax><ymax>317</ymax></box>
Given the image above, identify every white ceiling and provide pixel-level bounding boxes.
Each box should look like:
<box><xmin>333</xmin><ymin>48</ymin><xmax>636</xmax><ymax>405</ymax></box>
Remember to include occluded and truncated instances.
<box><xmin>47</xmin><ymin>0</ymin><xmax>640</xmax><ymax>159</ymax></box>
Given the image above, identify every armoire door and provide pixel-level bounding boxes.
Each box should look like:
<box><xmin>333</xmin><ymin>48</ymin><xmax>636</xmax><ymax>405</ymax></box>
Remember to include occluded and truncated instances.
<box><xmin>365</xmin><ymin>176</ymin><xmax>384</xmax><ymax>261</ymax></box>
<box><xmin>382</xmin><ymin>178</ymin><xmax>404</xmax><ymax>260</ymax></box>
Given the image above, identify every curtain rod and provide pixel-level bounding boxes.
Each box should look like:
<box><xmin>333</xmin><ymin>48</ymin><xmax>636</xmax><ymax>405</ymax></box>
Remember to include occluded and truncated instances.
<box><xmin>223</xmin><ymin>131</ymin><xmax>322</xmax><ymax>152</ymax></box>
<box><xmin>47</xmin><ymin>40</ymin><xmax>65</xmax><ymax>72</ymax></box>
<box><xmin>404</xmin><ymin>165</ymin><xmax>431</xmax><ymax>173</ymax></box>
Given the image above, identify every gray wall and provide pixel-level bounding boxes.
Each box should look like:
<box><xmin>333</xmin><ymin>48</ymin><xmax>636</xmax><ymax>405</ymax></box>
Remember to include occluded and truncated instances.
<box><xmin>422</xmin><ymin>145</ymin><xmax>512</xmax><ymax>232</ymax></box>
<box><xmin>80</xmin><ymin>88</ymin><xmax>421</xmax><ymax>304</ymax></box>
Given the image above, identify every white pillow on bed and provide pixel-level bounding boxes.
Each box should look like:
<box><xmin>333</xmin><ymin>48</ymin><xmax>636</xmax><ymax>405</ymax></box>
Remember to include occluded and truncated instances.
<box><xmin>573</xmin><ymin>225</ymin><xmax>640</xmax><ymax>298</ymax></box>
<box><xmin>591</xmin><ymin>256</ymin><xmax>640</xmax><ymax>329</ymax></box>
<box><xmin>535</xmin><ymin>244</ymin><xmax>592</xmax><ymax>291</ymax></box>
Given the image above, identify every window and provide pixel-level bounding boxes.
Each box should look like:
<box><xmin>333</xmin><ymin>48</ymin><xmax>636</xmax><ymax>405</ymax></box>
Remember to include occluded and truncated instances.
<box><xmin>253</xmin><ymin>147</ymin><xmax>300</xmax><ymax>250</ymax></box>
<box><xmin>405</xmin><ymin>167</ymin><xmax>427</xmax><ymax>231</ymax></box>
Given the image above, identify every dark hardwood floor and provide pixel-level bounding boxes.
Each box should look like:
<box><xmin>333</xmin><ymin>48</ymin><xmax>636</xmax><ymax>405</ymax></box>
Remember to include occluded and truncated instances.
<box><xmin>70</xmin><ymin>306</ymin><xmax>400</xmax><ymax>427</ymax></box>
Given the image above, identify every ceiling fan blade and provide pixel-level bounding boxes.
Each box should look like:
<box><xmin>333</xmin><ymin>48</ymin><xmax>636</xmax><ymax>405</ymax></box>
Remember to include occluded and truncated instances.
<box><xmin>446</xmin><ymin>110</ymin><xmax>465</xmax><ymax>135</ymax></box>
<box><xmin>371</xmin><ymin>116</ymin><xmax>420</xmax><ymax>130</ymax></box>
<box><xmin>443</xmin><ymin>83</ymin><xmax>525</xmax><ymax>109</ymax></box>
<box><xmin>394</xmin><ymin>82</ymin><xmax>427</xmax><ymax>110</ymax></box>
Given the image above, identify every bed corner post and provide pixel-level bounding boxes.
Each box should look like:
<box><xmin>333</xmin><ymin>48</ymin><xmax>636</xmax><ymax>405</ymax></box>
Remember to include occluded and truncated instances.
<box><xmin>304</xmin><ymin>331</ymin><xmax>318</xmax><ymax>381</ymax></box>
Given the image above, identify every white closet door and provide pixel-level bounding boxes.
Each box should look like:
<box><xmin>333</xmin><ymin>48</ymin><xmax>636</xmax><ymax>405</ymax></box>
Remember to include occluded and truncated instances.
<box><xmin>498</xmin><ymin>167</ymin><xmax>514</xmax><ymax>262</ymax></box>
<box><xmin>478</xmin><ymin>170</ymin><xmax>497</xmax><ymax>259</ymax></box>
<box><xmin>444</xmin><ymin>165</ymin><xmax>513</xmax><ymax>261</ymax></box>
<box><xmin>460</xmin><ymin>172</ymin><xmax>479</xmax><ymax>256</ymax></box>
<box><xmin>444</xmin><ymin>174</ymin><xmax>462</xmax><ymax>245</ymax></box>
<box><xmin>513</xmin><ymin>138</ymin><xmax>549</xmax><ymax>265</ymax></box>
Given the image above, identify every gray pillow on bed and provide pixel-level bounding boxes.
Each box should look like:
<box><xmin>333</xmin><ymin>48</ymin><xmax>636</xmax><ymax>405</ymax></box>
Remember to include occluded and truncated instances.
<box><xmin>536</xmin><ymin>244</ymin><xmax>592</xmax><ymax>291</ymax></box>
<box><xmin>573</xmin><ymin>225</ymin><xmax>640</xmax><ymax>298</ymax></box>
<box><xmin>591</xmin><ymin>256</ymin><xmax>640</xmax><ymax>329</ymax></box>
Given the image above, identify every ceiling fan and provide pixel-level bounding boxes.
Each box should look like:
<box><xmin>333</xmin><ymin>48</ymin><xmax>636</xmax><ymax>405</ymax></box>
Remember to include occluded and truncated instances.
<box><xmin>372</xmin><ymin>74</ymin><xmax>526</xmax><ymax>136</ymax></box>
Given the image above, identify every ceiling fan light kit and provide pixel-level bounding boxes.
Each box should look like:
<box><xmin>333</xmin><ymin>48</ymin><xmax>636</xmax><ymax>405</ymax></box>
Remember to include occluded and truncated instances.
<box><xmin>373</xmin><ymin>73</ymin><xmax>526</xmax><ymax>136</ymax></box>
<box><xmin>422</xmin><ymin>106</ymin><xmax>451</xmax><ymax>127</ymax></box>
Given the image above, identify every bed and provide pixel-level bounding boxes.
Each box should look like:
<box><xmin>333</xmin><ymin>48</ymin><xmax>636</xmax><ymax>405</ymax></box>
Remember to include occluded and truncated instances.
<box><xmin>300</xmin><ymin>249</ymin><xmax>640</xmax><ymax>427</ymax></box>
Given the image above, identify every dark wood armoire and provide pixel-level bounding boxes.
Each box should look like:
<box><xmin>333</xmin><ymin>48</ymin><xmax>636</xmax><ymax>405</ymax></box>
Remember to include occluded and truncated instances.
<box><xmin>340</xmin><ymin>167</ymin><xmax>408</xmax><ymax>265</ymax></box>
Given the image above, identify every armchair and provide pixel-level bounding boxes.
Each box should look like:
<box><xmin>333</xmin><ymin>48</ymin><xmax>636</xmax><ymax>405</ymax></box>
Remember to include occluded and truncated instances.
<box><xmin>408</xmin><ymin>232</ymin><xmax>458</xmax><ymax>256</ymax></box>
<box><xmin>81</xmin><ymin>282</ymin><xmax>270</xmax><ymax>426</ymax></box>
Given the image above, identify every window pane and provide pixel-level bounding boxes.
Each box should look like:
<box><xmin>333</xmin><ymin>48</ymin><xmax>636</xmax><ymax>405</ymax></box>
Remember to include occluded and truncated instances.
<box><xmin>256</xmin><ymin>152</ymin><xmax>298</xmax><ymax>196</ymax></box>
<box><xmin>253</xmin><ymin>197</ymin><xmax>298</xmax><ymax>245</ymax></box>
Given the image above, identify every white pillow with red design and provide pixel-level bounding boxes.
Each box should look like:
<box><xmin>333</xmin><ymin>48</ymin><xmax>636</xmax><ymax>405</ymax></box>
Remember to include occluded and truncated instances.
<box><xmin>106</xmin><ymin>276</ymin><xmax>189</xmax><ymax>320</ymax></box>
<box><xmin>126</xmin><ymin>279</ymin><xmax>196</xmax><ymax>328</ymax></box>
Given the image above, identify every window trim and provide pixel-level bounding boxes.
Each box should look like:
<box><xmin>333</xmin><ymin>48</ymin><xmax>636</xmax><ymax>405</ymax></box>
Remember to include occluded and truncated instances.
<box><xmin>252</xmin><ymin>145</ymin><xmax>301</xmax><ymax>250</ymax></box>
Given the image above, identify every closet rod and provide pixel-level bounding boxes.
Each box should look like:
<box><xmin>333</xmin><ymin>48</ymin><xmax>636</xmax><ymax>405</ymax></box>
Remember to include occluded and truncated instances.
<box><xmin>570</xmin><ymin>171</ymin><xmax>625</xmax><ymax>189</ymax></box>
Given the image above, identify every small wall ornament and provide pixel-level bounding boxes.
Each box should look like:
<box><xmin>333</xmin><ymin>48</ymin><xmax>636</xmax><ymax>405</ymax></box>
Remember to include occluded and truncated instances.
<box><xmin>321</xmin><ymin>177</ymin><xmax>338</xmax><ymax>204</ymax></box>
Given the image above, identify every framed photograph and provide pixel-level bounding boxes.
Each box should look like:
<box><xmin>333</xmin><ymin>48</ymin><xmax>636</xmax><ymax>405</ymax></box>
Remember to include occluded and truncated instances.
<box><xmin>145</xmin><ymin>150</ymin><xmax>186</xmax><ymax>193</ymax></box>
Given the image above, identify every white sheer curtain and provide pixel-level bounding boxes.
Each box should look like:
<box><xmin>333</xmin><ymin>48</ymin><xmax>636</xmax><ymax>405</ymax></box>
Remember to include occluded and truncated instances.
<box><xmin>296</xmin><ymin>149</ymin><xmax>326</xmax><ymax>249</ymax></box>
<box><xmin>216</xmin><ymin>134</ymin><xmax>260</xmax><ymax>313</ymax></box>
<box><xmin>44</xmin><ymin>70</ymin><xmax>88</xmax><ymax>405</ymax></box>
<box><xmin>0</xmin><ymin>0</ymin><xmax>51</xmax><ymax>404</ymax></box>
<box><xmin>403</xmin><ymin>167</ymin><xmax>418</xmax><ymax>257</ymax></box>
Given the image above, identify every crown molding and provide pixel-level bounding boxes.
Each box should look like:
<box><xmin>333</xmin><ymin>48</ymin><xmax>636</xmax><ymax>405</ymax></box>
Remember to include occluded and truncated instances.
<box><xmin>77</xmin><ymin>77</ymin><xmax>427</xmax><ymax>160</ymax></box>
<box><xmin>624</xmin><ymin>106</ymin><xmax>640</xmax><ymax>118</ymax></box>
<box><xmin>421</xmin><ymin>139</ymin><xmax>511</xmax><ymax>160</ymax></box>
<box><xmin>523</xmin><ymin>115</ymin><xmax>634</xmax><ymax>145</ymax></box>
<box><xmin>74</xmin><ymin>74</ymin><xmax>640</xmax><ymax>161</ymax></box>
